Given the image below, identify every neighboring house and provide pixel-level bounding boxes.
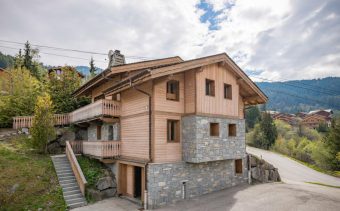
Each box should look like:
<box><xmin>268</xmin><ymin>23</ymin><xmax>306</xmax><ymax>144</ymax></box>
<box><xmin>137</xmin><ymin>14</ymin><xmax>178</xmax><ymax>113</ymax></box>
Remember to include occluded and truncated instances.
<box><xmin>301</xmin><ymin>111</ymin><xmax>332</xmax><ymax>129</ymax></box>
<box><xmin>13</xmin><ymin>52</ymin><xmax>267</xmax><ymax>208</ymax></box>
<box><xmin>48</xmin><ymin>66</ymin><xmax>84</xmax><ymax>79</ymax></box>
<box><xmin>272</xmin><ymin>112</ymin><xmax>298</xmax><ymax>126</ymax></box>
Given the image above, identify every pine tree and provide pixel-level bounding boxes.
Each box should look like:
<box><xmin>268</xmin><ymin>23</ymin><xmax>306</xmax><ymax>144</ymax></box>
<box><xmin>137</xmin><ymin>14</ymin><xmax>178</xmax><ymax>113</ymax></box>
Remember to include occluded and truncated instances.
<box><xmin>260</xmin><ymin>112</ymin><xmax>278</xmax><ymax>149</ymax></box>
<box><xmin>22</xmin><ymin>41</ymin><xmax>42</xmax><ymax>79</ymax></box>
<box><xmin>324</xmin><ymin>118</ymin><xmax>340</xmax><ymax>170</ymax></box>
<box><xmin>245</xmin><ymin>106</ymin><xmax>261</xmax><ymax>130</ymax></box>
<box><xmin>14</xmin><ymin>49</ymin><xmax>24</xmax><ymax>68</ymax></box>
<box><xmin>30</xmin><ymin>93</ymin><xmax>55</xmax><ymax>153</ymax></box>
<box><xmin>89</xmin><ymin>57</ymin><xmax>96</xmax><ymax>77</ymax></box>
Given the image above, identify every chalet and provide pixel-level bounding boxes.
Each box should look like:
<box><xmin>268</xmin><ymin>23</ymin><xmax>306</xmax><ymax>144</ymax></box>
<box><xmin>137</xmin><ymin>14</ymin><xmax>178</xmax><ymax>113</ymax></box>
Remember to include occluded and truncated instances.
<box><xmin>272</xmin><ymin>112</ymin><xmax>298</xmax><ymax>126</ymax></box>
<box><xmin>13</xmin><ymin>52</ymin><xmax>267</xmax><ymax>209</ymax></box>
<box><xmin>301</xmin><ymin>111</ymin><xmax>332</xmax><ymax>129</ymax></box>
<box><xmin>48</xmin><ymin>66</ymin><xmax>84</xmax><ymax>79</ymax></box>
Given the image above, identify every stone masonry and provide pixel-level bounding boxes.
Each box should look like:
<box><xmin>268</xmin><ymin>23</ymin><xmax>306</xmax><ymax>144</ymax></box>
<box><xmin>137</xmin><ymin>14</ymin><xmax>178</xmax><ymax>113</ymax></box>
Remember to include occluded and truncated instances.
<box><xmin>87</xmin><ymin>123</ymin><xmax>120</xmax><ymax>141</ymax></box>
<box><xmin>182</xmin><ymin>115</ymin><xmax>246</xmax><ymax>163</ymax></box>
<box><xmin>147</xmin><ymin>158</ymin><xmax>248</xmax><ymax>208</ymax></box>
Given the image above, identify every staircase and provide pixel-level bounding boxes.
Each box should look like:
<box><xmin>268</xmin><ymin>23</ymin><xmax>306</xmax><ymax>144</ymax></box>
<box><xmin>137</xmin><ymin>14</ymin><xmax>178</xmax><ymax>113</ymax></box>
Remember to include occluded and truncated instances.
<box><xmin>52</xmin><ymin>155</ymin><xmax>87</xmax><ymax>209</ymax></box>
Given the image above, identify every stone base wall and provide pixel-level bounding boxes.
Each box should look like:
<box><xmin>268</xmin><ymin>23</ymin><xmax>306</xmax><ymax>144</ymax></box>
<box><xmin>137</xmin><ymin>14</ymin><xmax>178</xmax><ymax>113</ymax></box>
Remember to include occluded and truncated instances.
<box><xmin>147</xmin><ymin>158</ymin><xmax>248</xmax><ymax>208</ymax></box>
<box><xmin>87</xmin><ymin>122</ymin><xmax>119</xmax><ymax>141</ymax></box>
<box><xmin>182</xmin><ymin>115</ymin><xmax>246</xmax><ymax>163</ymax></box>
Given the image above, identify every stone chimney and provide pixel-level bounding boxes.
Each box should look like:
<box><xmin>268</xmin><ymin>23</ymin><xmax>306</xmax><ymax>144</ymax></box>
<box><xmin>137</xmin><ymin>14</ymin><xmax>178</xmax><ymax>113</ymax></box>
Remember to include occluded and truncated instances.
<box><xmin>108</xmin><ymin>50</ymin><xmax>126</xmax><ymax>67</ymax></box>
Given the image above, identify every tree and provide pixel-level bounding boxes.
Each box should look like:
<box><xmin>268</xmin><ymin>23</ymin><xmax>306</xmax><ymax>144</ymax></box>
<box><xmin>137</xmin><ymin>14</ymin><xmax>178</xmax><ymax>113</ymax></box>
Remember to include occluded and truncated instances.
<box><xmin>21</xmin><ymin>41</ymin><xmax>45</xmax><ymax>79</ymax></box>
<box><xmin>245</xmin><ymin>106</ymin><xmax>261</xmax><ymax>130</ymax></box>
<box><xmin>323</xmin><ymin>118</ymin><xmax>340</xmax><ymax>170</ymax></box>
<box><xmin>0</xmin><ymin>67</ymin><xmax>42</xmax><ymax>127</ymax></box>
<box><xmin>89</xmin><ymin>57</ymin><xmax>97</xmax><ymax>77</ymax></box>
<box><xmin>0</xmin><ymin>51</ymin><xmax>15</xmax><ymax>68</ymax></box>
<box><xmin>48</xmin><ymin>66</ymin><xmax>90</xmax><ymax>113</ymax></box>
<box><xmin>30</xmin><ymin>93</ymin><xmax>55</xmax><ymax>153</ymax></box>
<box><xmin>14</xmin><ymin>49</ymin><xmax>24</xmax><ymax>68</ymax></box>
<box><xmin>259</xmin><ymin>112</ymin><xmax>278</xmax><ymax>149</ymax></box>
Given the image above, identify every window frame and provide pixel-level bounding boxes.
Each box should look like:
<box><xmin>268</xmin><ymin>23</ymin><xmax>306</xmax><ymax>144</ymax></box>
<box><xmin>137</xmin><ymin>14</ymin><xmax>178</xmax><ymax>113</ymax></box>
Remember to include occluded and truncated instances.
<box><xmin>224</xmin><ymin>83</ymin><xmax>232</xmax><ymax>99</ymax></box>
<box><xmin>167</xmin><ymin>119</ymin><xmax>180</xmax><ymax>143</ymax></box>
<box><xmin>228</xmin><ymin>124</ymin><xmax>237</xmax><ymax>137</ymax></box>
<box><xmin>166</xmin><ymin>80</ymin><xmax>180</xmax><ymax>101</ymax></box>
<box><xmin>210</xmin><ymin>122</ymin><xmax>220</xmax><ymax>137</ymax></box>
<box><xmin>205</xmin><ymin>79</ymin><xmax>215</xmax><ymax>97</ymax></box>
<box><xmin>235</xmin><ymin>159</ymin><xmax>243</xmax><ymax>174</ymax></box>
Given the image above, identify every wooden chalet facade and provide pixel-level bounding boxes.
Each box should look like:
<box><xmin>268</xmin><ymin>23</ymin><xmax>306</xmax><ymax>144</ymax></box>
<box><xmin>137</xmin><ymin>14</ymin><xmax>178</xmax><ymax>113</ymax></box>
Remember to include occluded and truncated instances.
<box><xmin>13</xmin><ymin>53</ymin><xmax>267</xmax><ymax>208</ymax></box>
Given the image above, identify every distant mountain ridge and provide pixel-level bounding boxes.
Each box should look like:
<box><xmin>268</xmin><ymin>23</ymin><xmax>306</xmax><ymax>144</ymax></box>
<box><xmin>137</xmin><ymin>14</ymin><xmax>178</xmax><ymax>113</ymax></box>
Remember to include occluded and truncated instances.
<box><xmin>256</xmin><ymin>77</ymin><xmax>340</xmax><ymax>113</ymax></box>
<box><xmin>75</xmin><ymin>66</ymin><xmax>103</xmax><ymax>76</ymax></box>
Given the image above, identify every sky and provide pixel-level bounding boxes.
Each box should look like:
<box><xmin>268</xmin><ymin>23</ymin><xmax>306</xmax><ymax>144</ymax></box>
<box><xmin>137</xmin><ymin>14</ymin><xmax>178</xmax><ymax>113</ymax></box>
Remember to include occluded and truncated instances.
<box><xmin>0</xmin><ymin>0</ymin><xmax>339</xmax><ymax>81</ymax></box>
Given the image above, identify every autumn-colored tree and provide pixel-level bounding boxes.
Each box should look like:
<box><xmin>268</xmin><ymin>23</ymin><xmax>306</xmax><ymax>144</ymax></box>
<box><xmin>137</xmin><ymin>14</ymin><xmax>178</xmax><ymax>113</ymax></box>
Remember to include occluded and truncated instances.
<box><xmin>30</xmin><ymin>93</ymin><xmax>55</xmax><ymax>153</ymax></box>
<box><xmin>0</xmin><ymin>67</ymin><xmax>42</xmax><ymax>127</ymax></box>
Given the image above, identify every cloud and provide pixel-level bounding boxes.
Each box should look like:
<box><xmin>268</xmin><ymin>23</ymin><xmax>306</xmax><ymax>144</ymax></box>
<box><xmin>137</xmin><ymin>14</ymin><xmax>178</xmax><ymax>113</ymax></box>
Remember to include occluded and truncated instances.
<box><xmin>0</xmin><ymin>0</ymin><xmax>339</xmax><ymax>81</ymax></box>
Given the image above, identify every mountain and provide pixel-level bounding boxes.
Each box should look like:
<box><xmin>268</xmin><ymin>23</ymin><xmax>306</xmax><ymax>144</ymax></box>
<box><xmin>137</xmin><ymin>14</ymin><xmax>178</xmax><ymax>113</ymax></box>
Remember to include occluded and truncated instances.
<box><xmin>0</xmin><ymin>52</ymin><xmax>15</xmax><ymax>69</ymax></box>
<box><xmin>256</xmin><ymin>77</ymin><xmax>340</xmax><ymax>113</ymax></box>
<box><xmin>75</xmin><ymin>66</ymin><xmax>103</xmax><ymax>76</ymax></box>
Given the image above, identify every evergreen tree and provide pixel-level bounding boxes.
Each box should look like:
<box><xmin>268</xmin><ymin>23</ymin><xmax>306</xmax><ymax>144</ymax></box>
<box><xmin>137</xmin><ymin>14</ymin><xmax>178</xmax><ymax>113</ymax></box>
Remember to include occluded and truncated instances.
<box><xmin>89</xmin><ymin>57</ymin><xmax>96</xmax><ymax>77</ymax></box>
<box><xmin>30</xmin><ymin>93</ymin><xmax>55</xmax><ymax>153</ymax></box>
<box><xmin>22</xmin><ymin>41</ymin><xmax>43</xmax><ymax>79</ymax></box>
<box><xmin>260</xmin><ymin>112</ymin><xmax>278</xmax><ymax>149</ymax></box>
<box><xmin>14</xmin><ymin>49</ymin><xmax>24</xmax><ymax>68</ymax></box>
<box><xmin>324</xmin><ymin>118</ymin><xmax>340</xmax><ymax>170</ymax></box>
<box><xmin>245</xmin><ymin>106</ymin><xmax>261</xmax><ymax>130</ymax></box>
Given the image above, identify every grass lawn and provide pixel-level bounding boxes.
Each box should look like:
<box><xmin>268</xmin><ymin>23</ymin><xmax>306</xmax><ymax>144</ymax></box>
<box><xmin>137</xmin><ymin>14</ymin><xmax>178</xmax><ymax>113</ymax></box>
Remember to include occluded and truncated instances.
<box><xmin>0</xmin><ymin>136</ymin><xmax>66</xmax><ymax>211</ymax></box>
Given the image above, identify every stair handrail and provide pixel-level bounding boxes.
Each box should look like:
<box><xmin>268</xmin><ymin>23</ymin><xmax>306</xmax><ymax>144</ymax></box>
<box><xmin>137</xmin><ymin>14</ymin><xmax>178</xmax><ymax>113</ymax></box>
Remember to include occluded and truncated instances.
<box><xmin>65</xmin><ymin>141</ymin><xmax>87</xmax><ymax>196</ymax></box>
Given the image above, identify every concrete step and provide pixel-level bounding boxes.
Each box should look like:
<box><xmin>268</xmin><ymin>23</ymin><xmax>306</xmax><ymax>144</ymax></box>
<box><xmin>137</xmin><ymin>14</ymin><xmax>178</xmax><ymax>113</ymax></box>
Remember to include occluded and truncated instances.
<box><xmin>68</xmin><ymin>201</ymin><xmax>87</xmax><ymax>209</ymax></box>
<box><xmin>51</xmin><ymin>154</ymin><xmax>87</xmax><ymax>209</ymax></box>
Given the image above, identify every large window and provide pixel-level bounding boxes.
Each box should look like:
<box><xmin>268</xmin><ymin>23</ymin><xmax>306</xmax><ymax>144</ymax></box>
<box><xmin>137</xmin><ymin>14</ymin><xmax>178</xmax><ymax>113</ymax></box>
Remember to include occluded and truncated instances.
<box><xmin>210</xmin><ymin>122</ymin><xmax>219</xmax><ymax>137</ymax></box>
<box><xmin>166</xmin><ymin>80</ymin><xmax>179</xmax><ymax>101</ymax></box>
<box><xmin>167</xmin><ymin>120</ymin><xmax>180</xmax><ymax>142</ymax></box>
<box><xmin>205</xmin><ymin>79</ymin><xmax>215</xmax><ymax>96</ymax></box>
<box><xmin>235</xmin><ymin>159</ymin><xmax>243</xmax><ymax>174</ymax></box>
<box><xmin>224</xmin><ymin>83</ymin><xmax>232</xmax><ymax>99</ymax></box>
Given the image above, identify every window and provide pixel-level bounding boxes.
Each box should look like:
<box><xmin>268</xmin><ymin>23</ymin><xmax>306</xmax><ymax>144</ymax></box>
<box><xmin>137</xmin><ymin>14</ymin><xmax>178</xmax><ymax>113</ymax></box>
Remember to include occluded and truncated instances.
<box><xmin>97</xmin><ymin>125</ymin><xmax>102</xmax><ymax>140</ymax></box>
<box><xmin>167</xmin><ymin>120</ymin><xmax>180</xmax><ymax>142</ymax></box>
<box><xmin>166</xmin><ymin>80</ymin><xmax>179</xmax><ymax>101</ymax></box>
<box><xmin>205</xmin><ymin>79</ymin><xmax>215</xmax><ymax>96</ymax></box>
<box><xmin>113</xmin><ymin>93</ymin><xmax>121</xmax><ymax>101</ymax></box>
<box><xmin>224</xmin><ymin>84</ymin><xmax>232</xmax><ymax>99</ymax></box>
<box><xmin>108</xmin><ymin>125</ymin><xmax>114</xmax><ymax>140</ymax></box>
<box><xmin>235</xmin><ymin>159</ymin><xmax>243</xmax><ymax>174</ymax></box>
<box><xmin>228</xmin><ymin>124</ymin><xmax>236</xmax><ymax>137</ymax></box>
<box><xmin>210</xmin><ymin>123</ymin><xmax>219</xmax><ymax>137</ymax></box>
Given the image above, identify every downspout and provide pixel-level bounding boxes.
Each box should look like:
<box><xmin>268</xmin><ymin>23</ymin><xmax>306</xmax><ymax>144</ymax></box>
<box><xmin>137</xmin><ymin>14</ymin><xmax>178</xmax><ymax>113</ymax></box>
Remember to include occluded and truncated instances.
<box><xmin>133</xmin><ymin>85</ymin><xmax>151</xmax><ymax>209</ymax></box>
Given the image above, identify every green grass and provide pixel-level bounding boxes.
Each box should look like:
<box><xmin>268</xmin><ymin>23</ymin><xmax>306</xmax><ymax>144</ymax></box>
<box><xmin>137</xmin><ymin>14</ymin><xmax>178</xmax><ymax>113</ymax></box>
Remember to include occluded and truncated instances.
<box><xmin>77</xmin><ymin>156</ymin><xmax>106</xmax><ymax>203</ymax></box>
<box><xmin>0</xmin><ymin>136</ymin><xmax>66</xmax><ymax>211</ymax></box>
<box><xmin>305</xmin><ymin>182</ymin><xmax>340</xmax><ymax>189</ymax></box>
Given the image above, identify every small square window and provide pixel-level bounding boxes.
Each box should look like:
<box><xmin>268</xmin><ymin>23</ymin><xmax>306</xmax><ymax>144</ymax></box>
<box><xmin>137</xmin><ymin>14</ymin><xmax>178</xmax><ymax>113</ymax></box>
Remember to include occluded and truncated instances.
<box><xmin>224</xmin><ymin>84</ymin><xmax>232</xmax><ymax>99</ymax></box>
<box><xmin>205</xmin><ymin>79</ymin><xmax>215</xmax><ymax>96</ymax></box>
<box><xmin>228</xmin><ymin>124</ymin><xmax>236</xmax><ymax>137</ymax></box>
<box><xmin>210</xmin><ymin>123</ymin><xmax>219</xmax><ymax>137</ymax></box>
<box><xmin>166</xmin><ymin>80</ymin><xmax>179</xmax><ymax>101</ymax></box>
<box><xmin>167</xmin><ymin>120</ymin><xmax>180</xmax><ymax>142</ymax></box>
<box><xmin>235</xmin><ymin>159</ymin><xmax>243</xmax><ymax>174</ymax></box>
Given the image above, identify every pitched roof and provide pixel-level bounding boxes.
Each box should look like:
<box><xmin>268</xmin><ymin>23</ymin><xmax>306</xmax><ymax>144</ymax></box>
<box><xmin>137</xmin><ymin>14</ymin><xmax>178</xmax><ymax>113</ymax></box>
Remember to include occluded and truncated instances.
<box><xmin>103</xmin><ymin>53</ymin><xmax>268</xmax><ymax>105</ymax></box>
<box><xmin>73</xmin><ymin>56</ymin><xmax>183</xmax><ymax>97</ymax></box>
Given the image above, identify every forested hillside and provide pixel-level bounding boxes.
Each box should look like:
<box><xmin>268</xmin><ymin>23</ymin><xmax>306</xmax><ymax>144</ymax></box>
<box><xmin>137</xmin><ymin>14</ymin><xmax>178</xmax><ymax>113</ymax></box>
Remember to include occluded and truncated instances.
<box><xmin>257</xmin><ymin>77</ymin><xmax>340</xmax><ymax>113</ymax></box>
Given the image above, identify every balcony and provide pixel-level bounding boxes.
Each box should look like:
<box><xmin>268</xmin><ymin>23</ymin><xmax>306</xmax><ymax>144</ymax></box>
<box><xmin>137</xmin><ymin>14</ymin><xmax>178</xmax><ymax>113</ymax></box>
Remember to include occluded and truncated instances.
<box><xmin>13</xmin><ymin>99</ymin><xmax>120</xmax><ymax>129</ymax></box>
<box><xmin>70</xmin><ymin>140</ymin><xmax>121</xmax><ymax>160</ymax></box>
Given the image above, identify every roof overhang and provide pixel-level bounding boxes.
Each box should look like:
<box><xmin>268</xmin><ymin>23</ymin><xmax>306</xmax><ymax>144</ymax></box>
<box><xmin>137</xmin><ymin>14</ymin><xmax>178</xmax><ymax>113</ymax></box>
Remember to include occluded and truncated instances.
<box><xmin>103</xmin><ymin>53</ymin><xmax>268</xmax><ymax>105</ymax></box>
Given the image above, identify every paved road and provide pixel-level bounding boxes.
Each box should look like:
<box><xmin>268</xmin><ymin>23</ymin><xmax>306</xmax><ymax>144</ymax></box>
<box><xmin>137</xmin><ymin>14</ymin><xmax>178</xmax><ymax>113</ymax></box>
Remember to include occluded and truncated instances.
<box><xmin>247</xmin><ymin>146</ymin><xmax>340</xmax><ymax>186</ymax></box>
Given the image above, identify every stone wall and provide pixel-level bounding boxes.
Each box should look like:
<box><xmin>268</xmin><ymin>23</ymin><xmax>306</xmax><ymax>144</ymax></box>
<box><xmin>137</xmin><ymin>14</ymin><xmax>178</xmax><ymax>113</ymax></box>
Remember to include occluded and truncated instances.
<box><xmin>87</xmin><ymin>123</ymin><xmax>120</xmax><ymax>141</ymax></box>
<box><xmin>147</xmin><ymin>158</ymin><xmax>248</xmax><ymax>208</ymax></box>
<box><xmin>249</xmin><ymin>154</ymin><xmax>281</xmax><ymax>183</ymax></box>
<box><xmin>182</xmin><ymin>115</ymin><xmax>246</xmax><ymax>163</ymax></box>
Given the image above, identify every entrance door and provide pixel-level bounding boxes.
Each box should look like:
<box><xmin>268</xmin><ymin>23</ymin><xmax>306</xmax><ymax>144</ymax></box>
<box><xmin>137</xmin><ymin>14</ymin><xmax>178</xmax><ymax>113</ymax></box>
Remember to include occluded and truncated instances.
<box><xmin>134</xmin><ymin>166</ymin><xmax>142</xmax><ymax>199</ymax></box>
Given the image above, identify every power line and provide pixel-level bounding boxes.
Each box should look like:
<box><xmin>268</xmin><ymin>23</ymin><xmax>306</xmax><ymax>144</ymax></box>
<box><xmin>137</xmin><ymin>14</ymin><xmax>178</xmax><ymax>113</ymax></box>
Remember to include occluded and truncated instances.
<box><xmin>0</xmin><ymin>45</ymin><xmax>107</xmax><ymax>63</ymax></box>
<box><xmin>253</xmin><ymin>76</ymin><xmax>340</xmax><ymax>96</ymax></box>
<box><xmin>0</xmin><ymin>39</ymin><xmax>156</xmax><ymax>60</ymax></box>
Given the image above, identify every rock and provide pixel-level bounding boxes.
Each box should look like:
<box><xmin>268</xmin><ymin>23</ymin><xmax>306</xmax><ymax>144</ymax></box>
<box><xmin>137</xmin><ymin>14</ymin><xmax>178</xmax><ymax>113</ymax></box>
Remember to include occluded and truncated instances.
<box><xmin>96</xmin><ymin>177</ymin><xmax>115</xmax><ymax>191</ymax></box>
<box><xmin>37</xmin><ymin>208</ymin><xmax>43</xmax><ymax>211</ymax></box>
<box><xmin>10</xmin><ymin>183</ymin><xmax>19</xmax><ymax>193</ymax></box>
<box><xmin>87</xmin><ymin>187</ymin><xmax>117</xmax><ymax>201</ymax></box>
<box><xmin>47</xmin><ymin>141</ymin><xmax>63</xmax><ymax>154</ymax></box>
<box><xmin>250</xmin><ymin>156</ymin><xmax>257</xmax><ymax>167</ymax></box>
<box><xmin>101</xmin><ymin>188</ymin><xmax>116</xmax><ymax>198</ymax></box>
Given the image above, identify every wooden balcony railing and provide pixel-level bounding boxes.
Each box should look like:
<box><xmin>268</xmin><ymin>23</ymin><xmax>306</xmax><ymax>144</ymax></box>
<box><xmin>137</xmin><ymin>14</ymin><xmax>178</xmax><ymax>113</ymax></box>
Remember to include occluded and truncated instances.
<box><xmin>65</xmin><ymin>141</ymin><xmax>87</xmax><ymax>196</ymax></box>
<box><xmin>70</xmin><ymin>99</ymin><xmax>121</xmax><ymax>123</ymax></box>
<box><xmin>70</xmin><ymin>140</ymin><xmax>121</xmax><ymax>159</ymax></box>
<box><xmin>13</xmin><ymin>100</ymin><xmax>120</xmax><ymax>129</ymax></box>
<box><xmin>13</xmin><ymin>114</ymin><xmax>69</xmax><ymax>129</ymax></box>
